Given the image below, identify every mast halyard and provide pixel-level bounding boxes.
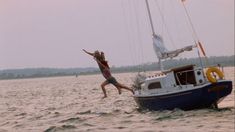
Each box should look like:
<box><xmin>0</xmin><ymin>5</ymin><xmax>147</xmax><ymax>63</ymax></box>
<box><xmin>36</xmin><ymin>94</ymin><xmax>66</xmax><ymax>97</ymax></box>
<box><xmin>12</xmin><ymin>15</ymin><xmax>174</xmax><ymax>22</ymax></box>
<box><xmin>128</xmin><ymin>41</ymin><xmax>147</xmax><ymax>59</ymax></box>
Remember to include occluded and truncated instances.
<box><xmin>181</xmin><ymin>0</ymin><xmax>207</xmax><ymax>68</ymax></box>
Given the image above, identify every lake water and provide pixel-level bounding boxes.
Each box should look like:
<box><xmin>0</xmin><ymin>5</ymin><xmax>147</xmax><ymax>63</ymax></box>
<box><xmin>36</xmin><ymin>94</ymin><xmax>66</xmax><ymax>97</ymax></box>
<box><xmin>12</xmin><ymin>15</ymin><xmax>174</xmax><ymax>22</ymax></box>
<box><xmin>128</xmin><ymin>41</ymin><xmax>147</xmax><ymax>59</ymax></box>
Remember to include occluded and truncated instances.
<box><xmin>0</xmin><ymin>67</ymin><xmax>234</xmax><ymax>132</ymax></box>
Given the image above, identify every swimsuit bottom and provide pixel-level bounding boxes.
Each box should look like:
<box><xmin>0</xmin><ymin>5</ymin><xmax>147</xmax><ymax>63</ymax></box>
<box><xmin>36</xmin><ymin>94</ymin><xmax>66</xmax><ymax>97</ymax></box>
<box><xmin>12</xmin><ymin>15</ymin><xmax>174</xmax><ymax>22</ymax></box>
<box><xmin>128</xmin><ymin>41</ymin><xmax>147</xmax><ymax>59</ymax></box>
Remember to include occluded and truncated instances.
<box><xmin>107</xmin><ymin>77</ymin><xmax>118</xmax><ymax>86</ymax></box>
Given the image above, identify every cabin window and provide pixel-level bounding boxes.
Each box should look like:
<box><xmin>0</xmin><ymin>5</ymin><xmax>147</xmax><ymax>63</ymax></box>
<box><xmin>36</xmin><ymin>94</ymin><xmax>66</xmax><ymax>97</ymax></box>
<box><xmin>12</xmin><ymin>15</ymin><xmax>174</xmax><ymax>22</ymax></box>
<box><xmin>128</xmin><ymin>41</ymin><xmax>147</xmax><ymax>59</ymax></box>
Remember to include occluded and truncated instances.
<box><xmin>148</xmin><ymin>82</ymin><xmax>162</xmax><ymax>89</ymax></box>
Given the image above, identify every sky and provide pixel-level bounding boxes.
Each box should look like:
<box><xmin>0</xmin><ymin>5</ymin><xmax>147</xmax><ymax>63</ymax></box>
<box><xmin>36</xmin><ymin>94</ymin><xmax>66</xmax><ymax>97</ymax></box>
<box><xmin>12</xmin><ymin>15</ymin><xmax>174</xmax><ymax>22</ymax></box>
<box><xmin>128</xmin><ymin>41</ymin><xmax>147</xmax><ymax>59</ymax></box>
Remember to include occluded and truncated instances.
<box><xmin>0</xmin><ymin>0</ymin><xmax>234</xmax><ymax>69</ymax></box>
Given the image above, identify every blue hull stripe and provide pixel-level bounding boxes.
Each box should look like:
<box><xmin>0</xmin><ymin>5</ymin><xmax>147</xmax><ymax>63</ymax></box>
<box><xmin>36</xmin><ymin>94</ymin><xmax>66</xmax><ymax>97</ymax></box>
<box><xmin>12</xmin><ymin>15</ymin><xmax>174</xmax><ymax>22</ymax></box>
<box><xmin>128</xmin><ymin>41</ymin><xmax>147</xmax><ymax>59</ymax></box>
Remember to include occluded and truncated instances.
<box><xmin>134</xmin><ymin>81</ymin><xmax>233</xmax><ymax>110</ymax></box>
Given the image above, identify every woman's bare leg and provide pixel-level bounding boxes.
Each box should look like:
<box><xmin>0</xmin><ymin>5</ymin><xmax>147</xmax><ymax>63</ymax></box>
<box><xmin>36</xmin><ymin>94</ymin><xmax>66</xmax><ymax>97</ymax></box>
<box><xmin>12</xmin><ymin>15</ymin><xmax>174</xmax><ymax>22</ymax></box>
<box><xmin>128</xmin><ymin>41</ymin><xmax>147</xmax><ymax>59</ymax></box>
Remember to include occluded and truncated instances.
<box><xmin>115</xmin><ymin>83</ymin><xmax>134</xmax><ymax>94</ymax></box>
<box><xmin>101</xmin><ymin>81</ymin><xmax>109</xmax><ymax>98</ymax></box>
<box><xmin>117</xmin><ymin>87</ymin><xmax>122</xmax><ymax>95</ymax></box>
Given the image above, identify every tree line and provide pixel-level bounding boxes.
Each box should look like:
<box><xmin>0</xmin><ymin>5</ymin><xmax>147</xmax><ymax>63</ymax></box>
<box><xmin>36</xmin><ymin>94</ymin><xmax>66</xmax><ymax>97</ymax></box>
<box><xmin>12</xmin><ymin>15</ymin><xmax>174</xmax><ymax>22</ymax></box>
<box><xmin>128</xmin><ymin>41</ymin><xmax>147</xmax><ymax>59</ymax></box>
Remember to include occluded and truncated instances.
<box><xmin>0</xmin><ymin>55</ymin><xmax>234</xmax><ymax>80</ymax></box>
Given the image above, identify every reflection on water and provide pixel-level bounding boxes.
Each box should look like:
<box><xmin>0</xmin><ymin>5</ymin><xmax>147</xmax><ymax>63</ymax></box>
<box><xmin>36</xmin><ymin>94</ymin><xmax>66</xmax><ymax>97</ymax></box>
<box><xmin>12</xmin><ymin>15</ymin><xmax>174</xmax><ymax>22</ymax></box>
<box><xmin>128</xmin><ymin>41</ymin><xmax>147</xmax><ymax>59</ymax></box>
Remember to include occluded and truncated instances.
<box><xmin>0</xmin><ymin>67</ymin><xmax>234</xmax><ymax>132</ymax></box>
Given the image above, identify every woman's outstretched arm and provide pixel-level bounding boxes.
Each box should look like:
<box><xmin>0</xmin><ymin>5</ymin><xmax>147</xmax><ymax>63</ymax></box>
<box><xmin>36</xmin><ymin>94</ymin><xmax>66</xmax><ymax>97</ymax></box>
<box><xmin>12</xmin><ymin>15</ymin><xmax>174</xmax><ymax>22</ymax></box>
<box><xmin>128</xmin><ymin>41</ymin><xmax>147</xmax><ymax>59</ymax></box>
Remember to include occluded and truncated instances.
<box><xmin>83</xmin><ymin>49</ymin><xmax>94</xmax><ymax>56</ymax></box>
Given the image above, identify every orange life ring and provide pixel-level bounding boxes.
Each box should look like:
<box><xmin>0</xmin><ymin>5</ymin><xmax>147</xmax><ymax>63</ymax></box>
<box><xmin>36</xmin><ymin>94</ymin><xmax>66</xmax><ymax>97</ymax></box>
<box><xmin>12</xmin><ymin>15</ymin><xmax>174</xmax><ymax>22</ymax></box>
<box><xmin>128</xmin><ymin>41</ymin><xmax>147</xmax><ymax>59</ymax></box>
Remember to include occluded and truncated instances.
<box><xmin>206</xmin><ymin>67</ymin><xmax>224</xmax><ymax>83</ymax></box>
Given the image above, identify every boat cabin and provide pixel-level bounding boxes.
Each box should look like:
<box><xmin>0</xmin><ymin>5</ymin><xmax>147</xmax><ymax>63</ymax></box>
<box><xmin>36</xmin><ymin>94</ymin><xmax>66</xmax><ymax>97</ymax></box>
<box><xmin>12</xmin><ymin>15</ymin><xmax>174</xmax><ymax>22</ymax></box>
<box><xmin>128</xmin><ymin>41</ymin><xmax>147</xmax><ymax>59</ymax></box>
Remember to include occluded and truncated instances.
<box><xmin>142</xmin><ymin>65</ymin><xmax>205</xmax><ymax>92</ymax></box>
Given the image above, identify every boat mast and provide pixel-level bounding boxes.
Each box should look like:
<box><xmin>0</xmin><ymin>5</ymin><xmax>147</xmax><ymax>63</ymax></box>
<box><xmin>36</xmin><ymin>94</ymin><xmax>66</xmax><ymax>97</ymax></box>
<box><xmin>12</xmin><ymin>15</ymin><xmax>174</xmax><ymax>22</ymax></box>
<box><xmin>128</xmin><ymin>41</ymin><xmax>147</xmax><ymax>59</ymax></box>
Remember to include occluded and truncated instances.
<box><xmin>145</xmin><ymin>0</ymin><xmax>155</xmax><ymax>35</ymax></box>
<box><xmin>145</xmin><ymin>0</ymin><xmax>164</xmax><ymax>71</ymax></box>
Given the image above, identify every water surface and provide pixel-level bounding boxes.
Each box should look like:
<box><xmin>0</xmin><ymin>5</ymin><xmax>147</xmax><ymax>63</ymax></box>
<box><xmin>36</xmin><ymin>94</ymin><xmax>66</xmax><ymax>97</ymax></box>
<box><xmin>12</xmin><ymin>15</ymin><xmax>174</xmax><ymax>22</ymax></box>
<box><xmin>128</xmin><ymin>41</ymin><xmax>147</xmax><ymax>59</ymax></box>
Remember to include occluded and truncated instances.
<box><xmin>0</xmin><ymin>67</ymin><xmax>234</xmax><ymax>132</ymax></box>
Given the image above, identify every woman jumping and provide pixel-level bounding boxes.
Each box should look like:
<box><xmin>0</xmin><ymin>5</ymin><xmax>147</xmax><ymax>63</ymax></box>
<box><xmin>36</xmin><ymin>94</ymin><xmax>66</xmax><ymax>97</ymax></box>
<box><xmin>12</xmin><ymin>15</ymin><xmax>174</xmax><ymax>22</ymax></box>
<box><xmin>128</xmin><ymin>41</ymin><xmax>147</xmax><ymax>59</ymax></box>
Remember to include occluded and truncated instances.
<box><xmin>83</xmin><ymin>49</ymin><xmax>134</xmax><ymax>98</ymax></box>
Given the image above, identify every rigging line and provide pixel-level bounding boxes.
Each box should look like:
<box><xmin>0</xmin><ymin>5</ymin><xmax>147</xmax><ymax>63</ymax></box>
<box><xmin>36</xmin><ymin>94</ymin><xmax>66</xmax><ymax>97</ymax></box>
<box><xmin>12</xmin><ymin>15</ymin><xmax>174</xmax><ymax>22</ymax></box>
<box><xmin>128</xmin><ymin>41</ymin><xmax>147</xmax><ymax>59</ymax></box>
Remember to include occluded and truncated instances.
<box><xmin>168</xmin><ymin>0</ymin><xmax>184</xmax><ymax>59</ymax></box>
<box><xmin>128</xmin><ymin>0</ymin><xmax>142</xmax><ymax>72</ymax></box>
<box><xmin>181</xmin><ymin>1</ymin><xmax>199</xmax><ymax>42</ymax></box>
<box><xmin>121</xmin><ymin>0</ymin><xmax>136</xmax><ymax>66</ymax></box>
<box><xmin>128</xmin><ymin>0</ymin><xmax>140</xmax><ymax>66</ymax></box>
<box><xmin>181</xmin><ymin>1</ymin><xmax>209</xmax><ymax>67</ymax></box>
<box><xmin>154</xmin><ymin>0</ymin><xmax>177</xmax><ymax>50</ymax></box>
<box><xmin>140</xmin><ymin>0</ymin><xmax>155</xmax><ymax>72</ymax></box>
<box><xmin>133</xmin><ymin>0</ymin><xmax>145</xmax><ymax>72</ymax></box>
<box><xmin>196</xmin><ymin>44</ymin><xmax>205</xmax><ymax>68</ymax></box>
<box><xmin>156</xmin><ymin>0</ymin><xmax>164</xmax><ymax>40</ymax></box>
<box><xmin>161</xmin><ymin>0</ymin><xmax>165</xmax><ymax>35</ymax></box>
<box><xmin>128</xmin><ymin>0</ymin><xmax>140</xmax><ymax>67</ymax></box>
<box><xmin>168</xmin><ymin>1</ymin><xmax>183</xmax><ymax>43</ymax></box>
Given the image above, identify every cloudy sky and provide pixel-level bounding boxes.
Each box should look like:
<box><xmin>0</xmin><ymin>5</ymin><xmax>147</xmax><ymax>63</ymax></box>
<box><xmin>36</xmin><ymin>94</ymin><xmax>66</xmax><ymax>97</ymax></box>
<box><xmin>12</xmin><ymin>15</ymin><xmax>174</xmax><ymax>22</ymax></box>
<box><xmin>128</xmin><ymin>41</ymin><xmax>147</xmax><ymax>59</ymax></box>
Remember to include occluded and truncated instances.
<box><xmin>0</xmin><ymin>0</ymin><xmax>234</xmax><ymax>69</ymax></box>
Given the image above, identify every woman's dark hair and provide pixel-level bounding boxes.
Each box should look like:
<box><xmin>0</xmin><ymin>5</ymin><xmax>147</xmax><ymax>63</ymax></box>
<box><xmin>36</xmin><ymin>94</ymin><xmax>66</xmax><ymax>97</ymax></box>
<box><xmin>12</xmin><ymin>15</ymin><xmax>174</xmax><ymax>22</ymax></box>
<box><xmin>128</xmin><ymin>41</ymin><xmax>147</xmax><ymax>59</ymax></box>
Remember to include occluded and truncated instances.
<box><xmin>100</xmin><ymin>52</ymin><xmax>105</xmax><ymax>61</ymax></box>
<box><xmin>94</xmin><ymin>50</ymin><xmax>102</xmax><ymax>60</ymax></box>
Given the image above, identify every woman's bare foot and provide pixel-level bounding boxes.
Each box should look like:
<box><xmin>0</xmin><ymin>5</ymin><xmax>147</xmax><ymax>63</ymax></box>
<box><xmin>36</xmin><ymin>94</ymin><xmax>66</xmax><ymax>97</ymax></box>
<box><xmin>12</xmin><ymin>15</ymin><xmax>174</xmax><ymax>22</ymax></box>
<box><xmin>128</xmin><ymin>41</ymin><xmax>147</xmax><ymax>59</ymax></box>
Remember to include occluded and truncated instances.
<box><xmin>117</xmin><ymin>88</ymin><xmax>122</xmax><ymax>95</ymax></box>
<box><xmin>131</xmin><ymin>89</ymin><xmax>134</xmax><ymax>95</ymax></box>
<box><xmin>102</xmin><ymin>95</ymin><xmax>107</xmax><ymax>99</ymax></box>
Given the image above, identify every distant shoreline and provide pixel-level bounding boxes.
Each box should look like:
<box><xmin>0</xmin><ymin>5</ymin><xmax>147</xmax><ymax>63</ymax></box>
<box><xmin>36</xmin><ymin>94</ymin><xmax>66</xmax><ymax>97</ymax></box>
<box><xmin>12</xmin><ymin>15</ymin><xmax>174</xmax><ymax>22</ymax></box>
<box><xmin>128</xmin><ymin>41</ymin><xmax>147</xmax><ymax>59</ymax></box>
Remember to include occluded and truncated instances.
<box><xmin>0</xmin><ymin>55</ymin><xmax>234</xmax><ymax>80</ymax></box>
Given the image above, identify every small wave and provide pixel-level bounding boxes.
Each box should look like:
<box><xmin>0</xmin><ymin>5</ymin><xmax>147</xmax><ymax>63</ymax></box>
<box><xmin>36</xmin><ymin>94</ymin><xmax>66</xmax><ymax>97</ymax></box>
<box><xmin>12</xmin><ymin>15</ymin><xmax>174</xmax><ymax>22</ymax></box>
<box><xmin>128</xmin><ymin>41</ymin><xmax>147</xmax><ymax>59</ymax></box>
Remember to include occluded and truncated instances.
<box><xmin>124</xmin><ymin>108</ymin><xmax>137</xmax><ymax>114</ymax></box>
<box><xmin>77</xmin><ymin>110</ymin><xmax>92</xmax><ymax>115</ymax></box>
<box><xmin>82</xmin><ymin>123</ymin><xmax>95</xmax><ymax>127</ymax></box>
<box><xmin>213</xmin><ymin>107</ymin><xmax>234</xmax><ymax>112</ymax></box>
<box><xmin>59</xmin><ymin>117</ymin><xmax>84</xmax><ymax>123</ymax></box>
<box><xmin>44</xmin><ymin>107</ymin><xmax>56</xmax><ymax>111</ymax></box>
<box><xmin>96</xmin><ymin>112</ymin><xmax>113</xmax><ymax>116</ymax></box>
<box><xmin>113</xmin><ymin>126</ymin><xmax>127</xmax><ymax>129</ymax></box>
<box><xmin>52</xmin><ymin>112</ymin><xmax>60</xmax><ymax>118</ymax></box>
<box><xmin>44</xmin><ymin>125</ymin><xmax>76</xmax><ymax>132</ymax></box>
<box><xmin>0</xmin><ymin>128</ymin><xmax>8</xmax><ymax>132</ymax></box>
<box><xmin>124</xmin><ymin>114</ymin><xmax>135</xmax><ymax>118</ymax></box>
<box><xmin>15</xmin><ymin>112</ymin><xmax>27</xmax><ymax>116</ymax></box>
<box><xmin>113</xmin><ymin>99</ymin><xmax>123</xmax><ymax>104</ymax></box>
<box><xmin>155</xmin><ymin>115</ymin><xmax>172</xmax><ymax>121</ymax></box>
<box><xmin>0</xmin><ymin>122</ymin><xmax>10</xmax><ymax>127</ymax></box>
<box><xmin>8</xmin><ymin>107</ymin><xmax>17</xmax><ymax>112</ymax></box>
<box><xmin>186</xmin><ymin>107</ymin><xmax>234</xmax><ymax>116</ymax></box>
<box><xmin>77</xmin><ymin>109</ymin><xmax>114</xmax><ymax>116</ymax></box>
<box><xmin>120</xmin><ymin>120</ymin><xmax>132</xmax><ymax>123</ymax></box>
<box><xmin>44</xmin><ymin>126</ymin><xmax>56</xmax><ymax>132</ymax></box>
<box><xmin>97</xmin><ymin>127</ymin><xmax>107</xmax><ymax>130</ymax></box>
<box><xmin>197</xmin><ymin>125</ymin><xmax>204</xmax><ymax>128</ymax></box>
<box><xmin>153</xmin><ymin>109</ymin><xmax>185</xmax><ymax>121</ymax></box>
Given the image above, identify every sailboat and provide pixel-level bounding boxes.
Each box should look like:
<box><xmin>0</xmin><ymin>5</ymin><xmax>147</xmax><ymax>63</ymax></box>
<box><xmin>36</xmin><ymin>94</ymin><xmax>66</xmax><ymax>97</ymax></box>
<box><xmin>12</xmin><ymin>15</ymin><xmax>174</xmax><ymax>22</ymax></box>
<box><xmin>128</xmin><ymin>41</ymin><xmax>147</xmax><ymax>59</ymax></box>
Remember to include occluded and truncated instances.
<box><xmin>133</xmin><ymin>0</ymin><xmax>233</xmax><ymax>110</ymax></box>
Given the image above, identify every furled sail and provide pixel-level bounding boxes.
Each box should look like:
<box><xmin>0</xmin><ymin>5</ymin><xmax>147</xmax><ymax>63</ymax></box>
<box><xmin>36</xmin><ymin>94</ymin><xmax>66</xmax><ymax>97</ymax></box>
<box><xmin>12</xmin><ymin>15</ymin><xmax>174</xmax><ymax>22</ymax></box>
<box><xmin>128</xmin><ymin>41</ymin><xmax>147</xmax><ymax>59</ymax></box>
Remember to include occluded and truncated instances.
<box><xmin>152</xmin><ymin>34</ymin><xmax>168</xmax><ymax>59</ymax></box>
<box><xmin>153</xmin><ymin>34</ymin><xmax>196</xmax><ymax>59</ymax></box>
